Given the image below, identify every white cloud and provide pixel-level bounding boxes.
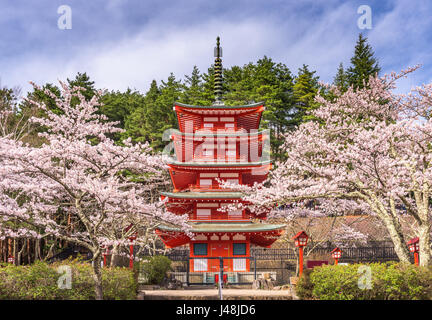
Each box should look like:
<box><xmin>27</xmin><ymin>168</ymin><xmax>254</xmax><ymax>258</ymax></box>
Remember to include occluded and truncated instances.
<box><xmin>1</xmin><ymin>0</ymin><xmax>431</xmax><ymax>97</ymax></box>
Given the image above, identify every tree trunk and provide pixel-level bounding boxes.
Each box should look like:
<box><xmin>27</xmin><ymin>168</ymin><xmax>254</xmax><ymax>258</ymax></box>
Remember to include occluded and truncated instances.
<box><xmin>17</xmin><ymin>239</ymin><xmax>26</xmax><ymax>266</ymax></box>
<box><xmin>7</xmin><ymin>238</ymin><xmax>12</xmax><ymax>259</ymax></box>
<box><xmin>109</xmin><ymin>244</ymin><xmax>119</xmax><ymax>268</ymax></box>
<box><xmin>27</xmin><ymin>239</ymin><xmax>31</xmax><ymax>264</ymax></box>
<box><xmin>13</xmin><ymin>239</ymin><xmax>17</xmax><ymax>265</ymax></box>
<box><xmin>418</xmin><ymin>222</ymin><xmax>431</xmax><ymax>266</ymax></box>
<box><xmin>34</xmin><ymin>239</ymin><xmax>41</xmax><ymax>261</ymax></box>
<box><xmin>43</xmin><ymin>240</ymin><xmax>56</xmax><ymax>262</ymax></box>
<box><xmin>92</xmin><ymin>253</ymin><xmax>104</xmax><ymax>300</ymax></box>
<box><xmin>381</xmin><ymin>214</ymin><xmax>411</xmax><ymax>263</ymax></box>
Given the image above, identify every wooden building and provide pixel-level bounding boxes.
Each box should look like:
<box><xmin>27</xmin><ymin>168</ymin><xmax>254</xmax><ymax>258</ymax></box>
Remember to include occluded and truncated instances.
<box><xmin>155</xmin><ymin>37</ymin><xmax>285</xmax><ymax>274</ymax></box>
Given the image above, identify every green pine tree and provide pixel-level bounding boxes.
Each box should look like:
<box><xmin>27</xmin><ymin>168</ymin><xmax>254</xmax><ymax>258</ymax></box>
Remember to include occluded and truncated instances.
<box><xmin>249</xmin><ymin>57</ymin><xmax>294</xmax><ymax>161</ymax></box>
<box><xmin>333</xmin><ymin>62</ymin><xmax>349</xmax><ymax>93</ymax></box>
<box><xmin>292</xmin><ymin>64</ymin><xmax>320</xmax><ymax>123</ymax></box>
<box><xmin>181</xmin><ymin>66</ymin><xmax>208</xmax><ymax>105</ymax></box>
<box><xmin>100</xmin><ymin>88</ymin><xmax>145</xmax><ymax>142</ymax></box>
<box><xmin>346</xmin><ymin>33</ymin><xmax>381</xmax><ymax>90</ymax></box>
<box><xmin>67</xmin><ymin>72</ymin><xmax>96</xmax><ymax>103</ymax></box>
<box><xmin>124</xmin><ymin>80</ymin><xmax>161</xmax><ymax>144</ymax></box>
<box><xmin>137</xmin><ymin>74</ymin><xmax>182</xmax><ymax>151</ymax></box>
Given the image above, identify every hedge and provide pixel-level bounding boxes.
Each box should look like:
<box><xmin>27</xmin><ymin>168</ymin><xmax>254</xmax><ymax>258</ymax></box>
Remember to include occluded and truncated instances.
<box><xmin>139</xmin><ymin>255</ymin><xmax>172</xmax><ymax>285</ymax></box>
<box><xmin>0</xmin><ymin>259</ymin><xmax>137</xmax><ymax>300</ymax></box>
<box><xmin>296</xmin><ymin>262</ymin><xmax>432</xmax><ymax>300</ymax></box>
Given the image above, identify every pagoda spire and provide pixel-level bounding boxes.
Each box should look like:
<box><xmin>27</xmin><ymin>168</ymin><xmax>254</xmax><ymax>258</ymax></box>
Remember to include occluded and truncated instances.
<box><xmin>213</xmin><ymin>36</ymin><xmax>224</xmax><ymax>105</ymax></box>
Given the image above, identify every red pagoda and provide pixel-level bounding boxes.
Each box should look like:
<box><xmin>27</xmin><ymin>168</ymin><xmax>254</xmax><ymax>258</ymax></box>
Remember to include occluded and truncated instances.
<box><xmin>155</xmin><ymin>37</ymin><xmax>285</xmax><ymax>278</ymax></box>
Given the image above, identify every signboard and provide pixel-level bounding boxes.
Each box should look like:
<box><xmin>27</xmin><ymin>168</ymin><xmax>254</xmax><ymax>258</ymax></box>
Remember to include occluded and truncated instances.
<box><xmin>306</xmin><ymin>260</ymin><xmax>328</xmax><ymax>269</ymax></box>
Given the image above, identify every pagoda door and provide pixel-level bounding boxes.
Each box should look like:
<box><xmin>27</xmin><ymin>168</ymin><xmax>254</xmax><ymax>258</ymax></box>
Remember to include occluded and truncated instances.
<box><xmin>209</xmin><ymin>242</ymin><xmax>231</xmax><ymax>272</ymax></box>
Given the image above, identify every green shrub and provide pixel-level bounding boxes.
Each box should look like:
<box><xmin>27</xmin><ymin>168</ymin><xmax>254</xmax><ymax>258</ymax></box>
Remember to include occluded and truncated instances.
<box><xmin>296</xmin><ymin>262</ymin><xmax>432</xmax><ymax>300</ymax></box>
<box><xmin>0</xmin><ymin>259</ymin><xmax>137</xmax><ymax>300</ymax></box>
<box><xmin>140</xmin><ymin>255</ymin><xmax>172</xmax><ymax>285</ymax></box>
<box><xmin>296</xmin><ymin>268</ymin><xmax>314</xmax><ymax>300</ymax></box>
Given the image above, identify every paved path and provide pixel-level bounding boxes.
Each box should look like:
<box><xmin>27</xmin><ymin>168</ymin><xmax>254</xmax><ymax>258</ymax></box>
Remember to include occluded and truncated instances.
<box><xmin>139</xmin><ymin>289</ymin><xmax>293</xmax><ymax>300</ymax></box>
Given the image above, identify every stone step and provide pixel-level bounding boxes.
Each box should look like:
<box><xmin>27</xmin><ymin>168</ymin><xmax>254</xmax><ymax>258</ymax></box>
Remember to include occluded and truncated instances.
<box><xmin>138</xmin><ymin>289</ymin><xmax>292</xmax><ymax>300</ymax></box>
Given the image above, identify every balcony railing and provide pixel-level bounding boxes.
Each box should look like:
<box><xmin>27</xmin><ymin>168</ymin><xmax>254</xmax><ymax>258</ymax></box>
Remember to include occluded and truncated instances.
<box><xmin>188</xmin><ymin>184</ymin><xmax>236</xmax><ymax>192</ymax></box>
<box><xmin>190</xmin><ymin>215</ymin><xmax>248</xmax><ymax>221</ymax></box>
<box><xmin>190</xmin><ymin>155</ymin><xmax>249</xmax><ymax>162</ymax></box>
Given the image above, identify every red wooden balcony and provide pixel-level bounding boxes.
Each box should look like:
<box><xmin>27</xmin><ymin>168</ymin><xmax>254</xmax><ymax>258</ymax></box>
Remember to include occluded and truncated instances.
<box><xmin>189</xmin><ymin>213</ymin><xmax>249</xmax><ymax>221</ymax></box>
<box><xmin>188</xmin><ymin>184</ymin><xmax>238</xmax><ymax>192</ymax></box>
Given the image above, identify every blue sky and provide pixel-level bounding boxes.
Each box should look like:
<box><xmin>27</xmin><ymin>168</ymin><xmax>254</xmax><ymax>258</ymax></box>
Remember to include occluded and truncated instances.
<box><xmin>0</xmin><ymin>0</ymin><xmax>431</xmax><ymax>95</ymax></box>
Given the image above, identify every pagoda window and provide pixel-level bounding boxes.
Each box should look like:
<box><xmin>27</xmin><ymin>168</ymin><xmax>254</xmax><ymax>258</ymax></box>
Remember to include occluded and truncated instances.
<box><xmin>226</xmin><ymin>142</ymin><xmax>237</xmax><ymax>159</ymax></box>
<box><xmin>203</xmin><ymin>149</ymin><xmax>214</xmax><ymax>156</ymax></box>
<box><xmin>226</xmin><ymin>150</ymin><xmax>236</xmax><ymax>157</ymax></box>
<box><xmin>204</xmin><ymin>117</ymin><xmax>218</xmax><ymax>122</ymax></box>
<box><xmin>233</xmin><ymin>243</ymin><xmax>246</xmax><ymax>255</ymax></box>
<box><xmin>194</xmin><ymin>258</ymin><xmax>208</xmax><ymax>271</ymax></box>
<box><xmin>226</xmin><ymin>143</ymin><xmax>236</xmax><ymax>149</ymax></box>
<box><xmin>203</xmin><ymin>123</ymin><xmax>214</xmax><ymax>128</ymax></box>
<box><xmin>233</xmin><ymin>243</ymin><xmax>247</xmax><ymax>271</ymax></box>
<box><xmin>225</xmin><ymin>123</ymin><xmax>235</xmax><ymax>128</ymax></box>
<box><xmin>200</xmin><ymin>173</ymin><xmax>218</xmax><ymax>178</ymax></box>
<box><xmin>193</xmin><ymin>243</ymin><xmax>208</xmax><ymax>271</ymax></box>
<box><xmin>228</xmin><ymin>209</ymin><xmax>243</xmax><ymax>219</ymax></box>
<box><xmin>220</xmin><ymin>117</ymin><xmax>234</xmax><ymax>122</ymax></box>
<box><xmin>193</xmin><ymin>243</ymin><xmax>208</xmax><ymax>256</ymax></box>
<box><xmin>225</xmin><ymin>178</ymin><xmax>239</xmax><ymax>184</ymax></box>
<box><xmin>199</xmin><ymin>179</ymin><xmax>213</xmax><ymax>187</ymax></box>
<box><xmin>200</xmin><ymin>143</ymin><xmax>215</xmax><ymax>159</ymax></box>
<box><xmin>233</xmin><ymin>258</ymin><xmax>247</xmax><ymax>271</ymax></box>
<box><xmin>197</xmin><ymin>202</ymin><xmax>219</xmax><ymax>208</ymax></box>
<box><xmin>196</xmin><ymin>208</ymin><xmax>211</xmax><ymax>218</ymax></box>
<box><xmin>220</xmin><ymin>173</ymin><xmax>238</xmax><ymax>178</ymax></box>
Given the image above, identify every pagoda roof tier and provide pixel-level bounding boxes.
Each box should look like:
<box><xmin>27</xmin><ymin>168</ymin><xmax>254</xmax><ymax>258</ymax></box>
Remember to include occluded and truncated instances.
<box><xmin>175</xmin><ymin>101</ymin><xmax>264</xmax><ymax>111</ymax></box>
<box><xmin>174</xmin><ymin>102</ymin><xmax>264</xmax><ymax>133</ymax></box>
<box><xmin>167</xmin><ymin>160</ymin><xmax>271</xmax><ymax>169</ymax></box>
<box><xmin>161</xmin><ymin>191</ymin><xmax>244</xmax><ymax>200</ymax></box>
<box><xmin>170</xmin><ymin>128</ymin><xmax>268</xmax><ymax>138</ymax></box>
<box><xmin>155</xmin><ymin>222</ymin><xmax>285</xmax><ymax>248</ymax></box>
<box><xmin>158</xmin><ymin>221</ymin><xmax>285</xmax><ymax>233</ymax></box>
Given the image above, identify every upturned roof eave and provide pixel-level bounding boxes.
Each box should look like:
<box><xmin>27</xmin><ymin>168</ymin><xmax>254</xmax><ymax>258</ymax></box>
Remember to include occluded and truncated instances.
<box><xmin>161</xmin><ymin>191</ymin><xmax>244</xmax><ymax>199</ymax></box>
<box><xmin>170</xmin><ymin>129</ymin><xmax>269</xmax><ymax>137</ymax></box>
<box><xmin>167</xmin><ymin>160</ymin><xmax>271</xmax><ymax>168</ymax></box>
<box><xmin>157</xmin><ymin>222</ymin><xmax>286</xmax><ymax>233</ymax></box>
<box><xmin>174</xmin><ymin>101</ymin><xmax>265</xmax><ymax>110</ymax></box>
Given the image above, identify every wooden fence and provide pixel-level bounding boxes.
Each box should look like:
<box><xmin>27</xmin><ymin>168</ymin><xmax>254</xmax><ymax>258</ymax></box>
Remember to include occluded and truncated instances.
<box><xmin>160</xmin><ymin>245</ymin><xmax>400</xmax><ymax>263</ymax></box>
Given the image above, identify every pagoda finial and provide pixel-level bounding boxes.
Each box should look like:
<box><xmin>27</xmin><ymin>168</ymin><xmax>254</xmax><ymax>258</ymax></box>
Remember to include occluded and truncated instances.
<box><xmin>213</xmin><ymin>36</ymin><xmax>224</xmax><ymax>105</ymax></box>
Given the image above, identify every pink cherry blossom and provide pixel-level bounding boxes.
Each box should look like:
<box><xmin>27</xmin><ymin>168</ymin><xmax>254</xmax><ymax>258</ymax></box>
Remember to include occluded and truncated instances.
<box><xmin>0</xmin><ymin>81</ymin><xmax>190</xmax><ymax>299</ymax></box>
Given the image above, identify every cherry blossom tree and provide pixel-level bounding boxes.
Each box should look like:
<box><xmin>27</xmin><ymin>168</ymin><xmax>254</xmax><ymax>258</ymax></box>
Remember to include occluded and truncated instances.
<box><xmin>231</xmin><ymin>66</ymin><xmax>432</xmax><ymax>266</ymax></box>
<box><xmin>0</xmin><ymin>82</ymin><xmax>189</xmax><ymax>299</ymax></box>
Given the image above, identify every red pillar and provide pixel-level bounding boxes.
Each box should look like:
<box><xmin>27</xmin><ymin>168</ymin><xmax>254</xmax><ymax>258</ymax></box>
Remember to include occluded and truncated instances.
<box><xmin>334</xmin><ymin>258</ymin><xmax>338</xmax><ymax>266</ymax></box>
<box><xmin>129</xmin><ymin>242</ymin><xmax>134</xmax><ymax>269</ymax></box>
<box><xmin>414</xmin><ymin>252</ymin><xmax>419</xmax><ymax>266</ymax></box>
<box><xmin>299</xmin><ymin>246</ymin><xmax>304</xmax><ymax>277</ymax></box>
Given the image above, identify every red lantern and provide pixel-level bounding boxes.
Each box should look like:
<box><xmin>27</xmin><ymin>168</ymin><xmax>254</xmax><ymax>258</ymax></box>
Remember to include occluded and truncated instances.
<box><xmin>331</xmin><ymin>247</ymin><xmax>342</xmax><ymax>265</ymax></box>
<box><xmin>293</xmin><ymin>231</ymin><xmax>308</xmax><ymax>277</ymax></box>
<box><xmin>407</xmin><ymin>237</ymin><xmax>419</xmax><ymax>266</ymax></box>
<box><xmin>293</xmin><ymin>231</ymin><xmax>309</xmax><ymax>248</ymax></box>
